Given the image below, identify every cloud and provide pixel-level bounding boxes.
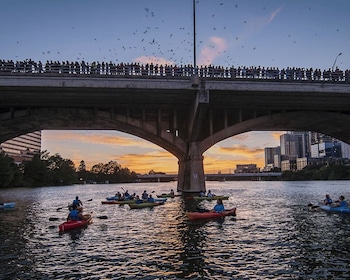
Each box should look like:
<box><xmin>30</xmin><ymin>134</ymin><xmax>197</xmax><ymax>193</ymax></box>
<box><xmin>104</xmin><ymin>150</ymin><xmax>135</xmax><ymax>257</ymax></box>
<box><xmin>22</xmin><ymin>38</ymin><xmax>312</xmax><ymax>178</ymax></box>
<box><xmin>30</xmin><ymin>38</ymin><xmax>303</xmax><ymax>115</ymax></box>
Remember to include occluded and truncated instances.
<box><xmin>198</xmin><ymin>36</ymin><xmax>228</xmax><ymax>65</ymax></box>
<box><xmin>133</xmin><ymin>55</ymin><xmax>174</xmax><ymax>65</ymax></box>
<box><xmin>219</xmin><ymin>144</ymin><xmax>264</xmax><ymax>156</ymax></box>
<box><xmin>119</xmin><ymin>151</ymin><xmax>177</xmax><ymax>174</ymax></box>
<box><xmin>43</xmin><ymin>130</ymin><xmax>156</xmax><ymax>148</ymax></box>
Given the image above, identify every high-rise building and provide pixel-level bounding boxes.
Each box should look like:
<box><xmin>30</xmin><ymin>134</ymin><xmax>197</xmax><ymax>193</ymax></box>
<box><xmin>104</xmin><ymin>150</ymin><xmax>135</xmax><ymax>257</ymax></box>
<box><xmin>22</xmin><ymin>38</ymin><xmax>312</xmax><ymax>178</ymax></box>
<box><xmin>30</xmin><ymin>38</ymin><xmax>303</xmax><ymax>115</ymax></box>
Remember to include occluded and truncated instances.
<box><xmin>264</xmin><ymin>147</ymin><xmax>280</xmax><ymax>166</ymax></box>
<box><xmin>280</xmin><ymin>131</ymin><xmax>309</xmax><ymax>159</ymax></box>
<box><xmin>0</xmin><ymin>131</ymin><xmax>41</xmax><ymax>164</ymax></box>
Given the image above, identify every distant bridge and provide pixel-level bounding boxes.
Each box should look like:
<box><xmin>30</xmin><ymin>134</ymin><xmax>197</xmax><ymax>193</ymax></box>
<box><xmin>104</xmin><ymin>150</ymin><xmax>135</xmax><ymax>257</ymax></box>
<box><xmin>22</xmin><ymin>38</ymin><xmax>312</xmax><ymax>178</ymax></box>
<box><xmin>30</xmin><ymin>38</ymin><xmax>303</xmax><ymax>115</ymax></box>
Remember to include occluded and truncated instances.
<box><xmin>137</xmin><ymin>172</ymin><xmax>282</xmax><ymax>183</ymax></box>
<box><xmin>1</xmin><ymin>60</ymin><xmax>350</xmax><ymax>192</ymax></box>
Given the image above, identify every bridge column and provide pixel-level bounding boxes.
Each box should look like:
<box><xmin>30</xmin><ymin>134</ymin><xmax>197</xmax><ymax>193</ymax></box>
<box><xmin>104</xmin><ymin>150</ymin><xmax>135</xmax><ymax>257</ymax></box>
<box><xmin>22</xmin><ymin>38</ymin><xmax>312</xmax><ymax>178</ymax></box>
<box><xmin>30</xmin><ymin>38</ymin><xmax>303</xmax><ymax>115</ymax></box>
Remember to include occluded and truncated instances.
<box><xmin>177</xmin><ymin>142</ymin><xmax>205</xmax><ymax>193</ymax></box>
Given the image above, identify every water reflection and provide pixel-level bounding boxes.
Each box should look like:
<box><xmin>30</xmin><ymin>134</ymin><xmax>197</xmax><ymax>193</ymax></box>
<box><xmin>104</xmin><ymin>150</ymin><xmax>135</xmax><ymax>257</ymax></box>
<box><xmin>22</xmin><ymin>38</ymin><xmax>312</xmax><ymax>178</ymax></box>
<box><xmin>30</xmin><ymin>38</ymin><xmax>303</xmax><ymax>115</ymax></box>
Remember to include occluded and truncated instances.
<box><xmin>1</xmin><ymin>181</ymin><xmax>350</xmax><ymax>279</ymax></box>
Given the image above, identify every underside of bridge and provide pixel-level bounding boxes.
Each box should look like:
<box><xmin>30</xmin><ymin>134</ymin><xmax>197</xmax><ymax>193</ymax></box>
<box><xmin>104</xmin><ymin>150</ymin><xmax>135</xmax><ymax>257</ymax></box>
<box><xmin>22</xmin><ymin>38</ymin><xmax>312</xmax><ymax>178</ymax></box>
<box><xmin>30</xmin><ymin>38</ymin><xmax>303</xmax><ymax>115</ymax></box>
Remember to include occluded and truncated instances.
<box><xmin>1</xmin><ymin>75</ymin><xmax>350</xmax><ymax>192</ymax></box>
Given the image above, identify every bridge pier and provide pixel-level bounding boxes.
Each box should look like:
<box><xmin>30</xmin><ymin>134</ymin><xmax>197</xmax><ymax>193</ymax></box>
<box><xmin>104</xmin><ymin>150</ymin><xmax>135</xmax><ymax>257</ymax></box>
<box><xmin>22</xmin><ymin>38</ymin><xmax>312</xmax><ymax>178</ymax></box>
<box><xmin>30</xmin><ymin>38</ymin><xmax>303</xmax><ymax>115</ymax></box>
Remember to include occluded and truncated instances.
<box><xmin>177</xmin><ymin>143</ymin><xmax>205</xmax><ymax>193</ymax></box>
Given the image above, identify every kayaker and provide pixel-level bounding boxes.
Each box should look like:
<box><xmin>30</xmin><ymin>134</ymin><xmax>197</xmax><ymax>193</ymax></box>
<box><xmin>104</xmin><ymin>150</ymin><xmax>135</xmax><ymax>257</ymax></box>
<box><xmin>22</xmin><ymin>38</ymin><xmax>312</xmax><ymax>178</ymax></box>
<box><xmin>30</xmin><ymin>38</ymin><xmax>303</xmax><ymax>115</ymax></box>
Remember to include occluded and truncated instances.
<box><xmin>213</xmin><ymin>198</ymin><xmax>225</xmax><ymax>213</ymax></box>
<box><xmin>147</xmin><ymin>194</ymin><xmax>155</xmax><ymax>203</ymax></box>
<box><xmin>207</xmin><ymin>190</ymin><xmax>215</xmax><ymax>197</ymax></box>
<box><xmin>142</xmin><ymin>190</ymin><xmax>149</xmax><ymax>199</ymax></box>
<box><xmin>135</xmin><ymin>195</ymin><xmax>143</xmax><ymax>204</ymax></box>
<box><xmin>169</xmin><ymin>189</ymin><xmax>174</xmax><ymax>195</ymax></box>
<box><xmin>333</xmin><ymin>196</ymin><xmax>347</xmax><ymax>208</ymax></box>
<box><xmin>124</xmin><ymin>190</ymin><xmax>131</xmax><ymax>200</ymax></box>
<box><xmin>199</xmin><ymin>190</ymin><xmax>206</xmax><ymax>197</ymax></box>
<box><xmin>72</xmin><ymin>196</ymin><xmax>83</xmax><ymax>208</ymax></box>
<box><xmin>323</xmin><ymin>194</ymin><xmax>333</xmax><ymax>205</ymax></box>
<box><xmin>115</xmin><ymin>192</ymin><xmax>122</xmax><ymax>200</ymax></box>
<box><xmin>67</xmin><ymin>205</ymin><xmax>86</xmax><ymax>221</ymax></box>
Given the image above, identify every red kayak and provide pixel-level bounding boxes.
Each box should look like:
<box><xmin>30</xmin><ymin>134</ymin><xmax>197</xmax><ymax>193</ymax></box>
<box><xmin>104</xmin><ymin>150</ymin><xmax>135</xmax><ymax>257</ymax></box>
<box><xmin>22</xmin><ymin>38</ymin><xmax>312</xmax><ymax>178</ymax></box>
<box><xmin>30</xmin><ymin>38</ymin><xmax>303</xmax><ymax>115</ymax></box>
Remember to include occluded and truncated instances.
<box><xmin>59</xmin><ymin>214</ymin><xmax>93</xmax><ymax>232</ymax></box>
<box><xmin>187</xmin><ymin>208</ymin><xmax>236</xmax><ymax>220</ymax></box>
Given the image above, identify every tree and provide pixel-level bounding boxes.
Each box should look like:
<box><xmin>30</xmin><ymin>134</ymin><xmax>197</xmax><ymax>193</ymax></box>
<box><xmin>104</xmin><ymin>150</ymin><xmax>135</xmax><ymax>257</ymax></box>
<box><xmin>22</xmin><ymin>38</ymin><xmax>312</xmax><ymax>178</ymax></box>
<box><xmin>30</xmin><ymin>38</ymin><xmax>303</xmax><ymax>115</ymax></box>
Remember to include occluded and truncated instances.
<box><xmin>0</xmin><ymin>152</ymin><xmax>22</xmax><ymax>188</ymax></box>
<box><xmin>23</xmin><ymin>153</ymin><xmax>48</xmax><ymax>187</ymax></box>
<box><xmin>46</xmin><ymin>154</ymin><xmax>76</xmax><ymax>185</ymax></box>
<box><xmin>77</xmin><ymin>160</ymin><xmax>88</xmax><ymax>182</ymax></box>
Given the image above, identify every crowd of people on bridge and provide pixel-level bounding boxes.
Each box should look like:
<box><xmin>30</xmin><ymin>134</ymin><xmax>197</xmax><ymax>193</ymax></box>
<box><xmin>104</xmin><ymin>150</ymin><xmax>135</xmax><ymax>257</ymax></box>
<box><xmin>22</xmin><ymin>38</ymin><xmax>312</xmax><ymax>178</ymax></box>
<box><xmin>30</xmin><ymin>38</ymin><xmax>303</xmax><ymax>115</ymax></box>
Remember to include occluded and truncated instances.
<box><xmin>0</xmin><ymin>58</ymin><xmax>349</xmax><ymax>82</ymax></box>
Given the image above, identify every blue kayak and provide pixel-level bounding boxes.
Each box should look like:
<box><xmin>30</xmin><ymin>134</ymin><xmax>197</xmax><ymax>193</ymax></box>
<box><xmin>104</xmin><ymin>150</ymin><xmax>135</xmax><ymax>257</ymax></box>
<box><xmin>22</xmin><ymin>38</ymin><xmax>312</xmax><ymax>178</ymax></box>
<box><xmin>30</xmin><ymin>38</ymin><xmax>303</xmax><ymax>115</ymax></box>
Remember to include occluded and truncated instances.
<box><xmin>0</xmin><ymin>202</ymin><xmax>16</xmax><ymax>210</ymax></box>
<box><xmin>319</xmin><ymin>205</ymin><xmax>350</xmax><ymax>214</ymax></box>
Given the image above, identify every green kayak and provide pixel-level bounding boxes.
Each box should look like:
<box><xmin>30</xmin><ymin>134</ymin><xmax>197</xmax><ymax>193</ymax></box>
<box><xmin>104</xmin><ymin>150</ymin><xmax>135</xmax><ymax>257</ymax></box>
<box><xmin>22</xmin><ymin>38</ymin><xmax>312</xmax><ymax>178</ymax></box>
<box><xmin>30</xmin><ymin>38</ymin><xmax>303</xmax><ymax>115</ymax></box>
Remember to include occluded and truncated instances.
<box><xmin>193</xmin><ymin>196</ymin><xmax>229</xmax><ymax>201</ymax></box>
<box><xmin>156</xmin><ymin>193</ymin><xmax>181</xmax><ymax>198</ymax></box>
<box><xmin>128</xmin><ymin>202</ymin><xmax>164</xmax><ymax>209</ymax></box>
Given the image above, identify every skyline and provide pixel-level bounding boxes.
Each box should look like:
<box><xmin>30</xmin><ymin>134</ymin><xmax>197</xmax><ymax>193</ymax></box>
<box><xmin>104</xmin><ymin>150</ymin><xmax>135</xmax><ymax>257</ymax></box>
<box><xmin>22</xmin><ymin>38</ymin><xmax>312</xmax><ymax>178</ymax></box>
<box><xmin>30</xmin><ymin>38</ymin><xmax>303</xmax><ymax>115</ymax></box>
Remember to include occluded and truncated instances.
<box><xmin>3</xmin><ymin>0</ymin><xmax>349</xmax><ymax>174</ymax></box>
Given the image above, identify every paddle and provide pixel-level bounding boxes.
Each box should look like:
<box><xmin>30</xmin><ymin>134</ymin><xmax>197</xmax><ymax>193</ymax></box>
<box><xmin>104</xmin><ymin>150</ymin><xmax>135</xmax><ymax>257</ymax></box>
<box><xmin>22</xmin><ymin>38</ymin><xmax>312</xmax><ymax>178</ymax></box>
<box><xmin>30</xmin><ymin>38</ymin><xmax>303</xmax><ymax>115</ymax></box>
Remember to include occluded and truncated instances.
<box><xmin>56</xmin><ymin>198</ymin><xmax>93</xmax><ymax>211</ymax></box>
<box><xmin>96</xmin><ymin>215</ymin><xmax>108</xmax><ymax>219</ymax></box>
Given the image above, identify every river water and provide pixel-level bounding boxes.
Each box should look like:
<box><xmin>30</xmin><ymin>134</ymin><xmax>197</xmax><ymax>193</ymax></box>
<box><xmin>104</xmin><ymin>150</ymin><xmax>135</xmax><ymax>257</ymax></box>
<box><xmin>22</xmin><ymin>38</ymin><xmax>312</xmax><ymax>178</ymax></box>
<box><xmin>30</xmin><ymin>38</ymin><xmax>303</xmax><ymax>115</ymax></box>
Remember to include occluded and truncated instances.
<box><xmin>0</xmin><ymin>180</ymin><xmax>350</xmax><ymax>280</ymax></box>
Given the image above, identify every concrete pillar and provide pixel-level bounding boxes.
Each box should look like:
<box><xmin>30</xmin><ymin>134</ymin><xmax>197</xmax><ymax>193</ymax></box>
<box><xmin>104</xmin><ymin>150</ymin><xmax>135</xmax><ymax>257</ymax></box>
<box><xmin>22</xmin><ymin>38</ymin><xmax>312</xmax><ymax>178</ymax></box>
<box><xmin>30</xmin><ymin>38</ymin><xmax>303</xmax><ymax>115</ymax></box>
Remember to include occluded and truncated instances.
<box><xmin>177</xmin><ymin>142</ymin><xmax>206</xmax><ymax>193</ymax></box>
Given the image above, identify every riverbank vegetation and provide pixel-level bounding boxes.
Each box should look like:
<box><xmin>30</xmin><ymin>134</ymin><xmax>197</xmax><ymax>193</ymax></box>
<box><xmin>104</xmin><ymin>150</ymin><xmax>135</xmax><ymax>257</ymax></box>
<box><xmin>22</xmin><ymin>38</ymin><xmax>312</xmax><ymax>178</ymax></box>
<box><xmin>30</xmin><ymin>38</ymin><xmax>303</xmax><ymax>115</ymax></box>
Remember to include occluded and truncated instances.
<box><xmin>281</xmin><ymin>163</ymin><xmax>350</xmax><ymax>180</ymax></box>
<box><xmin>0</xmin><ymin>151</ymin><xmax>137</xmax><ymax>188</ymax></box>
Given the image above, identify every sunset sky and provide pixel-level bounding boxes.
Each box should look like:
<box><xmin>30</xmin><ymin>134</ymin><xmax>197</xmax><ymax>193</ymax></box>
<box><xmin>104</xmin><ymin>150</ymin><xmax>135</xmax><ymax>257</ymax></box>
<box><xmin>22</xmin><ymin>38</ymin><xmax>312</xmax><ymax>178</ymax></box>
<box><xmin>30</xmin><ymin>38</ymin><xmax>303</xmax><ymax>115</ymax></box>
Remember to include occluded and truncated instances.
<box><xmin>2</xmin><ymin>0</ymin><xmax>349</xmax><ymax>174</ymax></box>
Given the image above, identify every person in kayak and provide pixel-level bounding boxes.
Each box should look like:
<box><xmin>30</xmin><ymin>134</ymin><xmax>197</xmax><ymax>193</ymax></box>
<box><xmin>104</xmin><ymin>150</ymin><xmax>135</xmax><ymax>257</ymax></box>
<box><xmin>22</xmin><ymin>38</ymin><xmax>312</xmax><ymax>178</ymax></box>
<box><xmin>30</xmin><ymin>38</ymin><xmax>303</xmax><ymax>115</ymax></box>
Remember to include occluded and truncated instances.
<box><xmin>135</xmin><ymin>195</ymin><xmax>144</xmax><ymax>204</ymax></box>
<box><xmin>147</xmin><ymin>194</ymin><xmax>155</xmax><ymax>203</ymax></box>
<box><xmin>67</xmin><ymin>205</ymin><xmax>86</xmax><ymax>221</ymax></box>
<box><xmin>213</xmin><ymin>198</ymin><xmax>225</xmax><ymax>213</ymax></box>
<box><xmin>72</xmin><ymin>196</ymin><xmax>83</xmax><ymax>208</ymax></box>
<box><xmin>142</xmin><ymin>190</ymin><xmax>149</xmax><ymax>200</ymax></box>
<box><xmin>333</xmin><ymin>196</ymin><xmax>347</xmax><ymax>208</ymax></box>
<box><xmin>323</xmin><ymin>194</ymin><xmax>333</xmax><ymax>205</ymax></box>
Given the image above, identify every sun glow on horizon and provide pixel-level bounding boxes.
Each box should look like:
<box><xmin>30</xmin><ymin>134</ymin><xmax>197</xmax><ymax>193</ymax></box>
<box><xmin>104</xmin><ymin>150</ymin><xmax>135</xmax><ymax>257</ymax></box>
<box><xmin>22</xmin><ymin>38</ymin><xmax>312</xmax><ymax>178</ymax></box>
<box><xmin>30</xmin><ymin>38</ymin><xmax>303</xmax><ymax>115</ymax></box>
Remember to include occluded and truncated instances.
<box><xmin>41</xmin><ymin>130</ymin><xmax>283</xmax><ymax>174</ymax></box>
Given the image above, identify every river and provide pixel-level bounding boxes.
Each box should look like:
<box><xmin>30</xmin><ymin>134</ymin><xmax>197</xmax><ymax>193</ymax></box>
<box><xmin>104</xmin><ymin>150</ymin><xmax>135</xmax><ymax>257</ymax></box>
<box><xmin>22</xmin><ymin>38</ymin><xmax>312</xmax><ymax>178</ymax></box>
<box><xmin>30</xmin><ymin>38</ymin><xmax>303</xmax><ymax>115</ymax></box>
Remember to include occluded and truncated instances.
<box><xmin>0</xmin><ymin>180</ymin><xmax>350</xmax><ymax>279</ymax></box>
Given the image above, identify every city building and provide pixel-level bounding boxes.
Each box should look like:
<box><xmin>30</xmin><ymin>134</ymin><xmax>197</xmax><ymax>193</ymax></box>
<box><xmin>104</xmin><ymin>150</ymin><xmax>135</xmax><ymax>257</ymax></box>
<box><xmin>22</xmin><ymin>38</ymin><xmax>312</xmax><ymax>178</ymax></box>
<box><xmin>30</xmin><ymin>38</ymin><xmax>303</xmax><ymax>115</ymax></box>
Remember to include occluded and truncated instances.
<box><xmin>265</xmin><ymin>131</ymin><xmax>350</xmax><ymax>172</ymax></box>
<box><xmin>263</xmin><ymin>146</ymin><xmax>281</xmax><ymax>171</ymax></box>
<box><xmin>234</xmin><ymin>164</ymin><xmax>260</xmax><ymax>173</ymax></box>
<box><xmin>0</xmin><ymin>131</ymin><xmax>41</xmax><ymax>164</ymax></box>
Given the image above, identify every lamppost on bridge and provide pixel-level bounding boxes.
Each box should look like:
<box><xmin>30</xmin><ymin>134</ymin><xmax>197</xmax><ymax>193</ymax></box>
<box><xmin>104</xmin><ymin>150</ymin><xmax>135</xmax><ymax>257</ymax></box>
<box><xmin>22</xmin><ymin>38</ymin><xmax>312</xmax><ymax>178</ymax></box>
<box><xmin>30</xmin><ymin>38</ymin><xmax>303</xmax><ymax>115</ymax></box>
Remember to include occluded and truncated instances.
<box><xmin>191</xmin><ymin>0</ymin><xmax>199</xmax><ymax>87</ymax></box>
<box><xmin>331</xmin><ymin>52</ymin><xmax>342</xmax><ymax>72</ymax></box>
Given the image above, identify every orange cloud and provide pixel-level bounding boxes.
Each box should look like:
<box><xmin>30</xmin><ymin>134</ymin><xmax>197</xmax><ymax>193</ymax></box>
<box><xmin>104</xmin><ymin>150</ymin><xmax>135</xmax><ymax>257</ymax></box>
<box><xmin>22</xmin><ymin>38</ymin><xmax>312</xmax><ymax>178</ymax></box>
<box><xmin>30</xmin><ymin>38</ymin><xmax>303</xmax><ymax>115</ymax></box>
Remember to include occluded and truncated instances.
<box><xmin>118</xmin><ymin>151</ymin><xmax>177</xmax><ymax>174</ymax></box>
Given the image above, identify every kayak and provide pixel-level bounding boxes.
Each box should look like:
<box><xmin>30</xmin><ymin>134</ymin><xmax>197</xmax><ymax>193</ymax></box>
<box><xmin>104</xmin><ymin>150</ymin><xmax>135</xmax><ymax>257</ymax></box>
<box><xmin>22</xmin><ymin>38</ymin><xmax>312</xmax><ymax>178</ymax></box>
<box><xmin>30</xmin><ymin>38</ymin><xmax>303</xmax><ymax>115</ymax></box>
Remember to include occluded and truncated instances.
<box><xmin>319</xmin><ymin>205</ymin><xmax>350</xmax><ymax>214</ymax></box>
<box><xmin>156</xmin><ymin>193</ymin><xmax>181</xmax><ymax>198</ymax></box>
<box><xmin>187</xmin><ymin>208</ymin><xmax>236</xmax><ymax>220</ymax></box>
<box><xmin>58</xmin><ymin>214</ymin><xmax>93</xmax><ymax>232</ymax></box>
<box><xmin>193</xmin><ymin>196</ymin><xmax>229</xmax><ymax>201</ymax></box>
<box><xmin>101</xmin><ymin>200</ymin><xmax>136</xmax><ymax>205</ymax></box>
<box><xmin>0</xmin><ymin>202</ymin><xmax>16</xmax><ymax>209</ymax></box>
<box><xmin>154</xmin><ymin>197</ymin><xmax>167</xmax><ymax>203</ymax></box>
<box><xmin>128</xmin><ymin>202</ymin><xmax>164</xmax><ymax>209</ymax></box>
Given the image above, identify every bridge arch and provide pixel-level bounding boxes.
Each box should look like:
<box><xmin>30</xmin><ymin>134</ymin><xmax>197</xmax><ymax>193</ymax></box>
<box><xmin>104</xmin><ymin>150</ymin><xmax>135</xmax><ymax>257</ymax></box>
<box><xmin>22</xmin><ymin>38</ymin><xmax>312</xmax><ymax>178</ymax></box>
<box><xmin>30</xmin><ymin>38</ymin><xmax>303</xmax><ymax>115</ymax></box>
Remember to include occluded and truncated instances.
<box><xmin>200</xmin><ymin>111</ymin><xmax>350</xmax><ymax>154</ymax></box>
<box><xmin>0</xmin><ymin>108</ymin><xmax>188</xmax><ymax>161</ymax></box>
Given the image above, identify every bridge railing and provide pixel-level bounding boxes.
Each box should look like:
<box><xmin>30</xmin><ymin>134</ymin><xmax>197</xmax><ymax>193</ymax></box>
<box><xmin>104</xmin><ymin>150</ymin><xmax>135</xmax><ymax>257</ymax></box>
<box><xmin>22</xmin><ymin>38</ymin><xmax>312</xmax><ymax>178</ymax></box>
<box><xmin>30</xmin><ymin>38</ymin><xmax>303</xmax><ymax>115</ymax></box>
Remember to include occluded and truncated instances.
<box><xmin>1</xmin><ymin>59</ymin><xmax>349</xmax><ymax>83</ymax></box>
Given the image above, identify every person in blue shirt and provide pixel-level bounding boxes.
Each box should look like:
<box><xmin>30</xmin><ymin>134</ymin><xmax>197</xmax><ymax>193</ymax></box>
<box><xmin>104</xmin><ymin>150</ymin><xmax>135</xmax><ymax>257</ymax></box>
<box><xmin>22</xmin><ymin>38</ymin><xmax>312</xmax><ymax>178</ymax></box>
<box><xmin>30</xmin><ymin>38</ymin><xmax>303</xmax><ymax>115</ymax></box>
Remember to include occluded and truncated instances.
<box><xmin>147</xmin><ymin>194</ymin><xmax>155</xmax><ymax>203</ymax></box>
<box><xmin>323</xmin><ymin>194</ymin><xmax>333</xmax><ymax>205</ymax></box>
<box><xmin>135</xmin><ymin>195</ymin><xmax>144</xmax><ymax>204</ymax></box>
<box><xmin>333</xmin><ymin>196</ymin><xmax>347</xmax><ymax>208</ymax></box>
<box><xmin>72</xmin><ymin>196</ymin><xmax>83</xmax><ymax>208</ymax></box>
<box><xmin>67</xmin><ymin>205</ymin><xmax>85</xmax><ymax>221</ymax></box>
<box><xmin>213</xmin><ymin>198</ymin><xmax>225</xmax><ymax>213</ymax></box>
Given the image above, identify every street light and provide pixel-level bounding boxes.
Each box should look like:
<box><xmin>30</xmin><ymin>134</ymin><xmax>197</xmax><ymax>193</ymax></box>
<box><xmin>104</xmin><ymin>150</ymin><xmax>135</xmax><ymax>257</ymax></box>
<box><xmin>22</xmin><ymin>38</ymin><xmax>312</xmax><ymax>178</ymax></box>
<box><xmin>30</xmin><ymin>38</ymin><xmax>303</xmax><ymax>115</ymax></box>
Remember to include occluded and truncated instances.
<box><xmin>191</xmin><ymin>0</ymin><xmax>199</xmax><ymax>87</ymax></box>
<box><xmin>193</xmin><ymin>0</ymin><xmax>197</xmax><ymax>74</ymax></box>
<box><xmin>331</xmin><ymin>52</ymin><xmax>342</xmax><ymax>72</ymax></box>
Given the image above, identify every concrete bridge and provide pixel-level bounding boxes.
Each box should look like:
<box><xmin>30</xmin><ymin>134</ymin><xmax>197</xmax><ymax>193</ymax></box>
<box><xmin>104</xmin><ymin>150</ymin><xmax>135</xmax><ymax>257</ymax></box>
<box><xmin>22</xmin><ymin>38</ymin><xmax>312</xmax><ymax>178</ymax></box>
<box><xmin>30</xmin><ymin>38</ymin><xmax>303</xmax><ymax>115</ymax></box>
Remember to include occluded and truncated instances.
<box><xmin>1</xmin><ymin>70</ymin><xmax>350</xmax><ymax>193</ymax></box>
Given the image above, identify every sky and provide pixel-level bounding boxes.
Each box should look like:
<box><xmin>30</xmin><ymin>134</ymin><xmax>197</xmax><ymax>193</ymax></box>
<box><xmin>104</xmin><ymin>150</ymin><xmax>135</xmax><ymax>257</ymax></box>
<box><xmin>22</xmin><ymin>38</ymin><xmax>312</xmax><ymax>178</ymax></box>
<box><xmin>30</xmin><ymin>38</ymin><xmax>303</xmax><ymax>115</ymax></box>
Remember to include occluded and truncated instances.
<box><xmin>2</xmin><ymin>0</ymin><xmax>350</xmax><ymax>174</ymax></box>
